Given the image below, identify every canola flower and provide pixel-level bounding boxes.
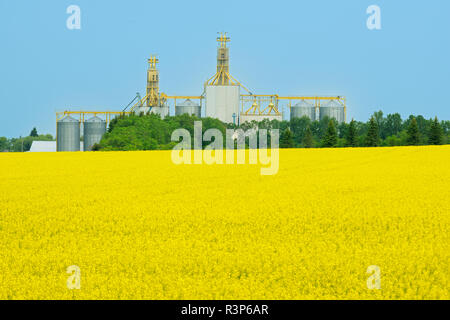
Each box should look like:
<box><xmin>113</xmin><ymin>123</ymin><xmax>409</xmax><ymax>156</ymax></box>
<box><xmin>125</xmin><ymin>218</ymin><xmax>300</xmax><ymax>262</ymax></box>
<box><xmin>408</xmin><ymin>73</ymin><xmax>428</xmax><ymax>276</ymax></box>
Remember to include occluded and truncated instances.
<box><xmin>0</xmin><ymin>146</ymin><xmax>449</xmax><ymax>300</ymax></box>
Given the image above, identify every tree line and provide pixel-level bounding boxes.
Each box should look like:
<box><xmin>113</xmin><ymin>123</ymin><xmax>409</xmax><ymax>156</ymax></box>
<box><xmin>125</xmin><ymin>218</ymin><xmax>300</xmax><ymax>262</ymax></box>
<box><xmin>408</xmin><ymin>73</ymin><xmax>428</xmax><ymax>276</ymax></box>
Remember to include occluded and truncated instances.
<box><xmin>277</xmin><ymin>112</ymin><xmax>448</xmax><ymax>148</ymax></box>
<box><xmin>1</xmin><ymin>112</ymin><xmax>448</xmax><ymax>152</ymax></box>
<box><xmin>0</xmin><ymin>128</ymin><xmax>54</xmax><ymax>152</ymax></box>
<box><xmin>94</xmin><ymin>111</ymin><xmax>449</xmax><ymax>151</ymax></box>
<box><xmin>93</xmin><ymin>113</ymin><xmax>228</xmax><ymax>151</ymax></box>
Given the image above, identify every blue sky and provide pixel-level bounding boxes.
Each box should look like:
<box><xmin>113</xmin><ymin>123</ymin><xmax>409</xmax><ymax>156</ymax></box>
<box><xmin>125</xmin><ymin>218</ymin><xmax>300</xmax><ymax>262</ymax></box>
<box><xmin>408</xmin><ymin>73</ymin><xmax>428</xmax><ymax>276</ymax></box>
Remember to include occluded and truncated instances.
<box><xmin>0</xmin><ymin>0</ymin><xmax>449</xmax><ymax>138</ymax></box>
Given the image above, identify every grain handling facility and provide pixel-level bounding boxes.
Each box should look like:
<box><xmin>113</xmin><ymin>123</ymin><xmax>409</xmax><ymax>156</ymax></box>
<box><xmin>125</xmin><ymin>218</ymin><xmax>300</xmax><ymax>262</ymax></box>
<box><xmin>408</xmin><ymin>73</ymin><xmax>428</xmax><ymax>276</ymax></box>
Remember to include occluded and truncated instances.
<box><xmin>56</xmin><ymin>33</ymin><xmax>347</xmax><ymax>152</ymax></box>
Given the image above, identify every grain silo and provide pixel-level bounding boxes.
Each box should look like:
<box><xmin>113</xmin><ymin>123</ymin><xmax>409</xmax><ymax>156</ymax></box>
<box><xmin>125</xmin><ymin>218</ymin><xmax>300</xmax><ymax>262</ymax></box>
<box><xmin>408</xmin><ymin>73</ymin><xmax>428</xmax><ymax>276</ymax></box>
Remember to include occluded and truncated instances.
<box><xmin>290</xmin><ymin>100</ymin><xmax>316</xmax><ymax>121</ymax></box>
<box><xmin>83</xmin><ymin>116</ymin><xmax>106</xmax><ymax>151</ymax></box>
<box><xmin>57</xmin><ymin>116</ymin><xmax>80</xmax><ymax>152</ymax></box>
<box><xmin>176</xmin><ymin>99</ymin><xmax>201</xmax><ymax>117</ymax></box>
<box><xmin>205</xmin><ymin>85</ymin><xmax>239</xmax><ymax>123</ymax></box>
<box><xmin>205</xmin><ymin>33</ymin><xmax>240</xmax><ymax>124</ymax></box>
<box><xmin>320</xmin><ymin>100</ymin><xmax>345</xmax><ymax>123</ymax></box>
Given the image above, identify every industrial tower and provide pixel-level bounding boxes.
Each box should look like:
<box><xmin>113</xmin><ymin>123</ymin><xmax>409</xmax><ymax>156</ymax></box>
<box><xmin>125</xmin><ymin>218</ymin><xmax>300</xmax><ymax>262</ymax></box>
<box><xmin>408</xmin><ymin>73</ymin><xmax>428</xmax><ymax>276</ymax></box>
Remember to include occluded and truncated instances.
<box><xmin>204</xmin><ymin>33</ymin><xmax>241</xmax><ymax>124</ymax></box>
<box><xmin>146</xmin><ymin>56</ymin><xmax>160</xmax><ymax>107</ymax></box>
<box><xmin>129</xmin><ymin>55</ymin><xmax>169</xmax><ymax>117</ymax></box>
<box><xmin>215</xmin><ymin>33</ymin><xmax>230</xmax><ymax>85</ymax></box>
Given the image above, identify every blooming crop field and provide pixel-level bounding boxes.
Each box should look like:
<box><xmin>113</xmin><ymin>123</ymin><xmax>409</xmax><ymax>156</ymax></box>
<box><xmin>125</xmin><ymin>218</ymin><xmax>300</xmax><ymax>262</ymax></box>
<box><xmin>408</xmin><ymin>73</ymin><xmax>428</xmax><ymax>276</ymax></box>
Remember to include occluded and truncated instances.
<box><xmin>0</xmin><ymin>146</ymin><xmax>449</xmax><ymax>300</ymax></box>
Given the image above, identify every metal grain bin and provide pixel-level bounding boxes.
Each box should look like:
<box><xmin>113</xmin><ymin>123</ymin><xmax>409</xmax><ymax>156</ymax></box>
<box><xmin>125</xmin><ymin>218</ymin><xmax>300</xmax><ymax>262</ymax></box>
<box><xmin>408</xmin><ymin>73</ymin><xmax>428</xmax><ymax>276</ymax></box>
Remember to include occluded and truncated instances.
<box><xmin>83</xmin><ymin>116</ymin><xmax>106</xmax><ymax>151</ymax></box>
<box><xmin>290</xmin><ymin>100</ymin><xmax>316</xmax><ymax>121</ymax></box>
<box><xmin>176</xmin><ymin>99</ymin><xmax>201</xmax><ymax>117</ymax></box>
<box><xmin>320</xmin><ymin>100</ymin><xmax>345</xmax><ymax>123</ymax></box>
<box><xmin>57</xmin><ymin>116</ymin><xmax>80</xmax><ymax>152</ymax></box>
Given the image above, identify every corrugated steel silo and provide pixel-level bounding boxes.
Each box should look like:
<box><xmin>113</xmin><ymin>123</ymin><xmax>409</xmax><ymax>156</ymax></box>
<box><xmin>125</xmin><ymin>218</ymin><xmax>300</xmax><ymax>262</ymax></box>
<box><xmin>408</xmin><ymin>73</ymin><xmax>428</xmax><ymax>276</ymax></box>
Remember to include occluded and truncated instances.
<box><xmin>57</xmin><ymin>116</ymin><xmax>80</xmax><ymax>152</ymax></box>
<box><xmin>83</xmin><ymin>116</ymin><xmax>106</xmax><ymax>151</ymax></box>
<box><xmin>320</xmin><ymin>100</ymin><xmax>345</xmax><ymax>123</ymax></box>
<box><xmin>175</xmin><ymin>99</ymin><xmax>201</xmax><ymax>117</ymax></box>
<box><xmin>290</xmin><ymin>100</ymin><xmax>316</xmax><ymax>121</ymax></box>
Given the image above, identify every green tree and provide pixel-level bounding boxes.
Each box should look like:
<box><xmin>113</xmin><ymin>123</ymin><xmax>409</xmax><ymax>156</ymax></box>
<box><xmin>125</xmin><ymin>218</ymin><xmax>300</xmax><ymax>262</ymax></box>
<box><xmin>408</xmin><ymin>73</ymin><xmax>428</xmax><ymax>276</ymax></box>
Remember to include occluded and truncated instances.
<box><xmin>365</xmin><ymin>117</ymin><xmax>379</xmax><ymax>147</ymax></box>
<box><xmin>302</xmin><ymin>126</ymin><xmax>314</xmax><ymax>148</ymax></box>
<box><xmin>406</xmin><ymin>117</ymin><xmax>420</xmax><ymax>145</ymax></box>
<box><xmin>91</xmin><ymin>143</ymin><xmax>101</xmax><ymax>151</ymax></box>
<box><xmin>385</xmin><ymin>113</ymin><xmax>402</xmax><ymax>137</ymax></box>
<box><xmin>346</xmin><ymin>119</ymin><xmax>357</xmax><ymax>147</ymax></box>
<box><xmin>29</xmin><ymin>127</ymin><xmax>38</xmax><ymax>137</ymax></box>
<box><xmin>337</xmin><ymin>122</ymin><xmax>349</xmax><ymax>139</ymax></box>
<box><xmin>322</xmin><ymin>120</ymin><xmax>337</xmax><ymax>147</ymax></box>
<box><xmin>290</xmin><ymin>116</ymin><xmax>311</xmax><ymax>146</ymax></box>
<box><xmin>280</xmin><ymin>128</ymin><xmax>295</xmax><ymax>148</ymax></box>
<box><xmin>385</xmin><ymin>135</ymin><xmax>402</xmax><ymax>146</ymax></box>
<box><xmin>372</xmin><ymin>110</ymin><xmax>386</xmax><ymax>138</ymax></box>
<box><xmin>429</xmin><ymin>116</ymin><xmax>443</xmax><ymax>145</ymax></box>
<box><xmin>0</xmin><ymin>137</ymin><xmax>9</xmax><ymax>151</ymax></box>
<box><xmin>318</xmin><ymin>116</ymin><xmax>331</xmax><ymax>140</ymax></box>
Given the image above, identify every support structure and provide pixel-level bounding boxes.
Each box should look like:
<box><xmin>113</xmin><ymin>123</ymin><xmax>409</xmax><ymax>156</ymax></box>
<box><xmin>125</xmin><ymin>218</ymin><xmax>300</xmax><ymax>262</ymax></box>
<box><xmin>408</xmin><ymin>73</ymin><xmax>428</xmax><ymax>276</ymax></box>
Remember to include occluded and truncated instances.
<box><xmin>127</xmin><ymin>55</ymin><xmax>169</xmax><ymax>117</ymax></box>
<box><xmin>205</xmin><ymin>33</ymin><xmax>252</xmax><ymax>94</ymax></box>
<box><xmin>146</xmin><ymin>56</ymin><xmax>160</xmax><ymax>107</ymax></box>
<box><xmin>56</xmin><ymin>111</ymin><xmax>130</xmax><ymax>124</ymax></box>
<box><xmin>240</xmin><ymin>95</ymin><xmax>346</xmax><ymax>122</ymax></box>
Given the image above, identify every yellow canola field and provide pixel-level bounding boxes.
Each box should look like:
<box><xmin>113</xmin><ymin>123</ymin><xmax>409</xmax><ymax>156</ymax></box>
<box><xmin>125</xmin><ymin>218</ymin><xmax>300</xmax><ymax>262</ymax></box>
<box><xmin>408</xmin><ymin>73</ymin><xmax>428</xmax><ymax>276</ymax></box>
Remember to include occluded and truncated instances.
<box><xmin>0</xmin><ymin>146</ymin><xmax>449</xmax><ymax>300</ymax></box>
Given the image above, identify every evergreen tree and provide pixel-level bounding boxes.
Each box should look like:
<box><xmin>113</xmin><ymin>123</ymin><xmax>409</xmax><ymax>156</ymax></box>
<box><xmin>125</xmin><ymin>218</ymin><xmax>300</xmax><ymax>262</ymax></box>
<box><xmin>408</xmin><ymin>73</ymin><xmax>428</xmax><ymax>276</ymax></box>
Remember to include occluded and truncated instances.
<box><xmin>280</xmin><ymin>128</ymin><xmax>295</xmax><ymax>148</ymax></box>
<box><xmin>302</xmin><ymin>126</ymin><xmax>314</xmax><ymax>148</ymax></box>
<box><xmin>365</xmin><ymin>117</ymin><xmax>379</xmax><ymax>147</ymax></box>
<box><xmin>346</xmin><ymin>119</ymin><xmax>357</xmax><ymax>147</ymax></box>
<box><xmin>385</xmin><ymin>113</ymin><xmax>402</xmax><ymax>137</ymax></box>
<box><xmin>290</xmin><ymin>116</ymin><xmax>311</xmax><ymax>144</ymax></box>
<box><xmin>406</xmin><ymin>117</ymin><xmax>420</xmax><ymax>145</ymax></box>
<box><xmin>0</xmin><ymin>137</ymin><xmax>9</xmax><ymax>152</ymax></box>
<box><xmin>372</xmin><ymin>110</ymin><xmax>386</xmax><ymax>139</ymax></box>
<box><xmin>322</xmin><ymin>120</ymin><xmax>337</xmax><ymax>147</ymax></box>
<box><xmin>429</xmin><ymin>116</ymin><xmax>443</xmax><ymax>145</ymax></box>
<box><xmin>30</xmin><ymin>127</ymin><xmax>38</xmax><ymax>137</ymax></box>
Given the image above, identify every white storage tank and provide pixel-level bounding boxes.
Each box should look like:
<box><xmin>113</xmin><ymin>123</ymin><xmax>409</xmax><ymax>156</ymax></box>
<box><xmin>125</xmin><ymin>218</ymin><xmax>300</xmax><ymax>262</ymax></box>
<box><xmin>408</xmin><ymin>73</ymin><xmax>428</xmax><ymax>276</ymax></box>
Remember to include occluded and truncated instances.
<box><xmin>205</xmin><ymin>85</ymin><xmax>240</xmax><ymax>124</ymax></box>
<box><xmin>150</xmin><ymin>105</ymin><xmax>169</xmax><ymax>118</ymax></box>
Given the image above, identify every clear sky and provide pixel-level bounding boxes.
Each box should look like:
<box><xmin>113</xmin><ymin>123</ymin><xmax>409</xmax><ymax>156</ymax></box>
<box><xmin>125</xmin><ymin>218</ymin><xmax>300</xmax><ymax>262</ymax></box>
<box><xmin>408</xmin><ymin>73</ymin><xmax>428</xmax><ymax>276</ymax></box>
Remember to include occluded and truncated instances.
<box><xmin>0</xmin><ymin>0</ymin><xmax>449</xmax><ymax>138</ymax></box>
